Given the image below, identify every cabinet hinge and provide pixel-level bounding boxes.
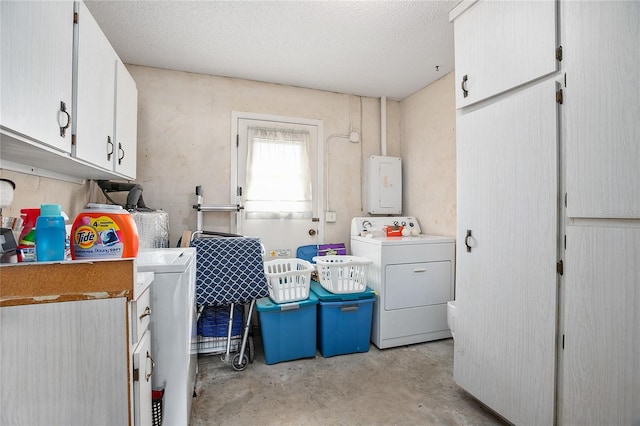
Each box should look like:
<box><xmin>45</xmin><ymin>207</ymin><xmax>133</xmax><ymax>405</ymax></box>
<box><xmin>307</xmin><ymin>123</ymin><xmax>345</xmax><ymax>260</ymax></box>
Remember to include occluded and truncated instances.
<box><xmin>71</xmin><ymin>133</ymin><xmax>76</xmax><ymax>146</ymax></box>
<box><xmin>237</xmin><ymin>186</ymin><xmax>242</xmax><ymax>197</ymax></box>
<box><xmin>73</xmin><ymin>12</ymin><xmax>78</xmax><ymax>24</ymax></box>
<box><xmin>564</xmin><ymin>234</ymin><xmax>567</xmax><ymax>250</ymax></box>
<box><xmin>564</xmin><ymin>192</ymin><xmax>567</xmax><ymax>207</ymax></box>
<box><xmin>556</xmin><ymin>46</ymin><xmax>563</xmax><ymax>62</ymax></box>
<box><xmin>133</xmin><ymin>368</ymin><xmax>139</xmax><ymax>382</ymax></box>
<box><xmin>236</xmin><ymin>134</ymin><xmax>239</xmax><ymax>147</ymax></box>
<box><xmin>556</xmin><ymin>89</ymin><xmax>564</xmax><ymax>104</ymax></box>
<box><xmin>556</xmin><ymin>260</ymin><xmax>564</xmax><ymax>276</ymax></box>
<box><xmin>562</xmin><ymin>334</ymin><xmax>565</xmax><ymax>349</ymax></box>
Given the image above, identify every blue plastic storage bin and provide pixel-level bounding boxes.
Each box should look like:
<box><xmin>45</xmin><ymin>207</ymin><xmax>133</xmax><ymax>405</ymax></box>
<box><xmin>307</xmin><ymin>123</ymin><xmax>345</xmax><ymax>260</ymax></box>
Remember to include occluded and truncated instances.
<box><xmin>310</xmin><ymin>280</ymin><xmax>375</xmax><ymax>357</ymax></box>
<box><xmin>256</xmin><ymin>292</ymin><xmax>318</xmax><ymax>364</ymax></box>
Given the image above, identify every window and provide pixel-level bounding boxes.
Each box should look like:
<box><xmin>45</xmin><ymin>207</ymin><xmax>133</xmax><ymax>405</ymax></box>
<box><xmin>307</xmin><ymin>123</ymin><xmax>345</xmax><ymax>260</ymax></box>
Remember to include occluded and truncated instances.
<box><xmin>244</xmin><ymin>126</ymin><xmax>312</xmax><ymax>219</ymax></box>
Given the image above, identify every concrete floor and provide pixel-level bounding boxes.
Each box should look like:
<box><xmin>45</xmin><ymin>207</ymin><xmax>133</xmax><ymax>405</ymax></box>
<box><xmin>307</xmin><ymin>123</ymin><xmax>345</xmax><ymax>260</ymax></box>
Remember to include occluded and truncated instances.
<box><xmin>190</xmin><ymin>337</ymin><xmax>507</xmax><ymax>425</ymax></box>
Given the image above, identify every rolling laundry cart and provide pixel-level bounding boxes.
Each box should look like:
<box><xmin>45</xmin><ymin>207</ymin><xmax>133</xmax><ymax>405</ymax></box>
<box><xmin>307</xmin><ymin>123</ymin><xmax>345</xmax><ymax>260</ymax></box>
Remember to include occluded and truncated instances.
<box><xmin>190</xmin><ymin>231</ymin><xmax>269</xmax><ymax>371</ymax></box>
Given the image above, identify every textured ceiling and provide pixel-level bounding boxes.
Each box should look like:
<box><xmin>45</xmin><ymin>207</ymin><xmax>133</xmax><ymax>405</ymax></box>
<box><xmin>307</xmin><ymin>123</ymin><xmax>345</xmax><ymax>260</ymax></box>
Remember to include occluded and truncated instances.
<box><xmin>85</xmin><ymin>0</ymin><xmax>459</xmax><ymax>101</ymax></box>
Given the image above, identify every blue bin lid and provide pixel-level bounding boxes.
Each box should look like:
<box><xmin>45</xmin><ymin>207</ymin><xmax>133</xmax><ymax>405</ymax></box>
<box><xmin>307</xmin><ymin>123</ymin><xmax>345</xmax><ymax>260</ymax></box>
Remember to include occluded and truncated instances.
<box><xmin>256</xmin><ymin>292</ymin><xmax>318</xmax><ymax>312</ymax></box>
<box><xmin>310</xmin><ymin>280</ymin><xmax>376</xmax><ymax>302</ymax></box>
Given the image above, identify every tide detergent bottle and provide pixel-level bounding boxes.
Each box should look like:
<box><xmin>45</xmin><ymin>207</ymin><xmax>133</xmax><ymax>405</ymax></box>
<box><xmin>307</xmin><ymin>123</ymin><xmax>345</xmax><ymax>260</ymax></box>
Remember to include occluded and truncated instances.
<box><xmin>70</xmin><ymin>203</ymin><xmax>139</xmax><ymax>260</ymax></box>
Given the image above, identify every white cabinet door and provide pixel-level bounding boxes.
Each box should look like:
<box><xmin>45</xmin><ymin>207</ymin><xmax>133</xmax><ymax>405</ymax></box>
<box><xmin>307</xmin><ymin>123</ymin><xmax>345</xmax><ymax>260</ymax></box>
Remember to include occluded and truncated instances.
<box><xmin>451</xmin><ymin>0</ymin><xmax>558</xmax><ymax>109</ymax></box>
<box><xmin>563</xmin><ymin>1</ymin><xmax>640</xmax><ymax>219</ymax></box>
<box><xmin>454</xmin><ymin>79</ymin><xmax>558</xmax><ymax>425</ymax></box>
<box><xmin>115</xmin><ymin>60</ymin><xmax>138</xmax><ymax>179</ymax></box>
<box><xmin>0</xmin><ymin>1</ymin><xmax>73</xmax><ymax>152</ymax></box>
<box><xmin>133</xmin><ymin>330</ymin><xmax>153</xmax><ymax>426</ymax></box>
<box><xmin>74</xmin><ymin>1</ymin><xmax>116</xmax><ymax>171</ymax></box>
<box><xmin>561</xmin><ymin>225</ymin><xmax>640</xmax><ymax>425</ymax></box>
<box><xmin>0</xmin><ymin>298</ymin><xmax>128</xmax><ymax>425</ymax></box>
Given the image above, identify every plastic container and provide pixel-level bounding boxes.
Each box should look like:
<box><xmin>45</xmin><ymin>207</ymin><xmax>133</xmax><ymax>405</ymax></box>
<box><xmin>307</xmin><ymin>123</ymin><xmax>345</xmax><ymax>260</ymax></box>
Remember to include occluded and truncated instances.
<box><xmin>264</xmin><ymin>258</ymin><xmax>314</xmax><ymax>303</ymax></box>
<box><xmin>35</xmin><ymin>204</ymin><xmax>66</xmax><ymax>262</ymax></box>
<box><xmin>313</xmin><ymin>255</ymin><xmax>373</xmax><ymax>294</ymax></box>
<box><xmin>310</xmin><ymin>281</ymin><xmax>374</xmax><ymax>357</ymax></box>
<box><xmin>256</xmin><ymin>293</ymin><xmax>318</xmax><ymax>365</ymax></box>
<box><xmin>70</xmin><ymin>203</ymin><xmax>139</xmax><ymax>260</ymax></box>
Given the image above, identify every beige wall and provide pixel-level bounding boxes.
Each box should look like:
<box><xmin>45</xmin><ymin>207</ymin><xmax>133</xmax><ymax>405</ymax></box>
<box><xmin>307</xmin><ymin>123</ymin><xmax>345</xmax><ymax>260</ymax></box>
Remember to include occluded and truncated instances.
<box><xmin>0</xmin><ymin>170</ymin><xmax>91</xmax><ymax>223</ymax></box>
<box><xmin>128</xmin><ymin>65</ymin><xmax>402</xmax><ymax>247</ymax></box>
<box><xmin>400</xmin><ymin>72</ymin><xmax>456</xmax><ymax>237</ymax></box>
<box><xmin>2</xmin><ymin>68</ymin><xmax>455</xmax><ymax>249</ymax></box>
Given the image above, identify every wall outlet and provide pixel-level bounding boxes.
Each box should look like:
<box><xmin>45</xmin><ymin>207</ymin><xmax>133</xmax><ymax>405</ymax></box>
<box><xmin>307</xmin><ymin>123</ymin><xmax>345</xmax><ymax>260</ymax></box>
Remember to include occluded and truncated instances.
<box><xmin>325</xmin><ymin>211</ymin><xmax>337</xmax><ymax>222</ymax></box>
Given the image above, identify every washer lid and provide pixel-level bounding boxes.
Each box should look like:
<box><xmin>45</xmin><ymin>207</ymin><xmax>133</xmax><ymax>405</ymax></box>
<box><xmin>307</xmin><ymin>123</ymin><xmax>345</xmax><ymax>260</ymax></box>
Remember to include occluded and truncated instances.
<box><xmin>137</xmin><ymin>247</ymin><xmax>195</xmax><ymax>273</ymax></box>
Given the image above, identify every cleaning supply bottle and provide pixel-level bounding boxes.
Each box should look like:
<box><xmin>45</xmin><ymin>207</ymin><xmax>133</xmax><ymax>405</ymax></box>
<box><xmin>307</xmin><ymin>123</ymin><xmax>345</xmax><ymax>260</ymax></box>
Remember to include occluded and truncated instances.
<box><xmin>17</xmin><ymin>208</ymin><xmax>39</xmax><ymax>262</ymax></box>
<box><xmin>70</xmin><ymin>203</ymin><xmax>139</xmax><ymax>260</ymax></box>
<box><xmin>35</xmin><ymin>204</ymin><xmax>66</xmax><ymax>262</ymax></box>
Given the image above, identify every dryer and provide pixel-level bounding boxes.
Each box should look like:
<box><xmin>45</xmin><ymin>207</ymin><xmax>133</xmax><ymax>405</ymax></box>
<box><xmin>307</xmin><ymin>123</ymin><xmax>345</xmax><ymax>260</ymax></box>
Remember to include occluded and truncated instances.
<box><xmin>350</xmin><ymin>217</ymin><xmax>455</xmax><ymax>349</ymax></box>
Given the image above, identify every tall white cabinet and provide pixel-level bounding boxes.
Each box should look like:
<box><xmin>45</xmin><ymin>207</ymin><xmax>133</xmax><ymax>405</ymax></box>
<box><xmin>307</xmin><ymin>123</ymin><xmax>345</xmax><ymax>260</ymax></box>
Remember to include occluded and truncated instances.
<box><xmin>451</xmin><ymin>1</ymin><xmax>640</xmax><ymax>425</ymax></box>
<box><xmin>451</xmin><ymin>1</ymin><xmax>560</xmax><ymax>424</ymax></box>
<box><xmin>560</xmin><ymin>1</ymin><xmax>640</xmax><ymax>425</ymax></box>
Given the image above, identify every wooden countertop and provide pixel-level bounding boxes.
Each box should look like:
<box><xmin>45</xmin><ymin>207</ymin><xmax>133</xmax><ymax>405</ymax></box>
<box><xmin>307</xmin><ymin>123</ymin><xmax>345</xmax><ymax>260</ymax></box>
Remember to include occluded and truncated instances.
<box><xmin>0</xmin><ymin>258</ymin><xmax>137</xmax><ymax>307</ymax></box>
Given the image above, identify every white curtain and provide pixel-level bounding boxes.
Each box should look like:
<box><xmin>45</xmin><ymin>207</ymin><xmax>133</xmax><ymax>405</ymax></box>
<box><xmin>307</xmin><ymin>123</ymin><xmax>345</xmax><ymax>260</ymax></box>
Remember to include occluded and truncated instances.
<box><xmin>245</xmin><ymin>126</ymin><xmax>312</xmax><ymax>219</ymax></box>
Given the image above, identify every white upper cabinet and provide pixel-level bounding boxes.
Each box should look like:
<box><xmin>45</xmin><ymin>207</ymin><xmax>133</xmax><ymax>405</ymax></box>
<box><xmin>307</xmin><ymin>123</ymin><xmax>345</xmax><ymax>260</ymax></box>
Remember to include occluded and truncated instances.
<box><xmin>0</xmin><ymin>1</ymin><xmax>137</xmax><ymax>181</ymax></box>
<box><xmin>563</xmin><ymin>1</ymin><xmax>640</xmax><ymax>219</ymax></box>
<box><xmin>450</xmin><ymin>0</ymin><xmax>558</xmax><ymax>109</ymax></box>
<box><xmin>0</xmin><ymin>1</ymin><xmax>74</xmax><ymax>153</ymax></box>
<box><xmin>114</xmin><ymin>60</ymin><xmax>138</xmax><ymax>179</ymax></box>
<box><xmin>74</xmin><ymin>1</ymin><xmax>118</xmax><ymax>173</ymax></box>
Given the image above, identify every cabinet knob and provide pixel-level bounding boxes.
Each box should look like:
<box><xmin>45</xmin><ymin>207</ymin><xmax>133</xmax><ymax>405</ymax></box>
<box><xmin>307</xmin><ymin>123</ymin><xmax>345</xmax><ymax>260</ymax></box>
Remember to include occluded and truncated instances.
<box><xmin>145</xmin><ymin>351</ymin><xmax>155</xmax><ymax>382</ymax></box>
<box><xmin>118</xmin><ymin>142</ymin><xmax>125</xmax><ymax>165</ymax></box>
<box><xmin>461</xmin><ymin>75</ymin><xmax>469</xmax><ymax>98</ymax></box>
<box><xmin>58</xmin><ymin>101</ymin><xmax>71</xmax><ymax>137</ymax></box>
<box><xmin>106</xmin><ymin>136</ymin><xmax>114</xmax><ymax>161</ymax></box>
<box><xmin>139</xmin><ymin>306</ymin><xmax>151</xmax><ymax>320</ymax></box>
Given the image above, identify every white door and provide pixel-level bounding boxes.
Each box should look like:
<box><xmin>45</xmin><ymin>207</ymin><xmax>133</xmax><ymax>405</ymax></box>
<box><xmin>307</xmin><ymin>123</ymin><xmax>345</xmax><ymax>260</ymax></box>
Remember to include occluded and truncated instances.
<box><xmin>563</xmin><ymin>0</ymin><xmax>640</xmax><ymax>219</ymax></box>
<box><xmin>74</xmin><ymin>1</ymin><xmax>116</xmax><ymax>171</ymax></box>
<box><xmin>0</xmin><ymin>1</ymin><xmax>73</xmax><ymax>153</ymax></box>
<box><xmin>452</xmin><ymin>0</ymin><xmax>557</xmax><ymax>109</ymax></box>
<box><xmin>454</xmin><ymin>79</ymin><xmax>559</xmax><ymax>425</ymax></box>
<box><xmin>233</xmin><ymin>114</ymin><xmax>324</xmax><ymax>260</ymax></box>
<box><xmin>114</xmin><ymin>59</ymin><xmax>138</xmax><ymax>179</ymax></box>
<box><xmin>561</xmin><ymin>225</ymin><xmax>640</xmax><ymax>425</ymax></box>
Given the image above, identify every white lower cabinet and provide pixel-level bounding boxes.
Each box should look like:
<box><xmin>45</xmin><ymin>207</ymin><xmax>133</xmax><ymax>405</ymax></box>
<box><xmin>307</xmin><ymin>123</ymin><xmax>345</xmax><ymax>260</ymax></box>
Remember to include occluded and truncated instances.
<box><xmin>561</xmin><ymin>225</ymin><xmax>640</xmax><ymax>425</ymax></box>
<box><xmin>454</xmin><ymin>79</ymin><xmax>559</xmax><ymax>425</ymax></box>
<box><xmin>133</xmin><ymin>330</ymin><xmax>153</xmax><ymax>426</ymax></box>
<box><xmin>0</xmin><ymin>276</ymin><xmax>153</xmax><ymax>425</ymax></box>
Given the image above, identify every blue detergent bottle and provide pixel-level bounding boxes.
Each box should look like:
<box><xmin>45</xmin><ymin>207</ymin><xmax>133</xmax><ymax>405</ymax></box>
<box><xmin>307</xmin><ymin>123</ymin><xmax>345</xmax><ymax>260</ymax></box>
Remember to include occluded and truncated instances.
<box><xmin>35</xmin><ymin>204</ymin><xmax>66</xmax><ymax>262</ymax></box>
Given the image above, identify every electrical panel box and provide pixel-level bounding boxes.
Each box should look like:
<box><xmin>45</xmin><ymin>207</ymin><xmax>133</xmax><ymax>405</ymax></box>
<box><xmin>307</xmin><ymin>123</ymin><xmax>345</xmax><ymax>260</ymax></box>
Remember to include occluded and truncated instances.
<box><xmin>366</xmin><ymin>155</ymin><xmax>402</xmax><ymax>214</ymax></box>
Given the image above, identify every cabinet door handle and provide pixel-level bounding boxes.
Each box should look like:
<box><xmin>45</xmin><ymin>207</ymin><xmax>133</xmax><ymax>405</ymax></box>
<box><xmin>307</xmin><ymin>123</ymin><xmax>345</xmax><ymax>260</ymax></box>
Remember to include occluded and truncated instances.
<box><xmin>139</xmin><ymin>306</ymin><xmax>151</xmax><ymax>320</ymax></box>
<box><xmin>58</xmin><ymin>101</ymin><xmax>71</xmax><ymax>137</ymax></box>
<box><xmin>461</xmin><ymin>74</ymin><xmax>469</xmax><ymax>98</ymax></box>
<box><xmin>465</xmin><ymin>229</ymin><xmax>473</xmax><ymax>252</ymax></box>
<box><xmin>145</xmin><ymin>351</ymin><xmax>155</xmax><ymax>382</ymax></box>
<box><xmin>413</xmin><ymin>268</ymin><xmax>427</xmax><ymax>274</ymax></box>
<box><xmin>106</xmin><ymin>136</ymin><xmax>114</xmax><ymax>161</ymax></box>
<box><xmin>118</xmin><ymin>142</ymin><xmax>125</xmax><ymax>165</ymax></box>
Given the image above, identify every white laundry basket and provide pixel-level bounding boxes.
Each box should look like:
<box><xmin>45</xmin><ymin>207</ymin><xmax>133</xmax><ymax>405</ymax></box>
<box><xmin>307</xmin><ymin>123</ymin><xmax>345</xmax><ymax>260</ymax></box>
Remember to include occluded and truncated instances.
<box><xmin>264</xmin><ymin>258</ymin><xmax>314</xmax><ymax>303</ymax></box>
<box><xmin>313</xmin><ymin>255</ymin><xmax>372</xmax><ymax>294</ymax></box>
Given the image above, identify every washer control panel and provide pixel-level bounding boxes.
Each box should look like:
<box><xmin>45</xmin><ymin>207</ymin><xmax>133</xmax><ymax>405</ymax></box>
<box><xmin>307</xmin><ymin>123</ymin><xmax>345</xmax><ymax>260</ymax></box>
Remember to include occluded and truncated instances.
<box><xmin>350</xmin><ymin>216</ymin><xmax>421</xmax><ymax>236</ymax></box>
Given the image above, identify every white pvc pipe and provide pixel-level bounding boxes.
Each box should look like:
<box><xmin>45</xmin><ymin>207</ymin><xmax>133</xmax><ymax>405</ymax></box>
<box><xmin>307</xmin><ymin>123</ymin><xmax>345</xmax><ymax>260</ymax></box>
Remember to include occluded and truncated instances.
<box><xmin>381</xmin><ymin>96</ymin><xmax>387</xmax><ymax>156</ymax></box>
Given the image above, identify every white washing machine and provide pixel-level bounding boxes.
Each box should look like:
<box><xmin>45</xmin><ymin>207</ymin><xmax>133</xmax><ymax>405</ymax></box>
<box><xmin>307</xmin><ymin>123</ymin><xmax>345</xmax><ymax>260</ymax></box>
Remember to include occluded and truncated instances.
<box><xmin>350</xmin><ymin>217</ymin><xmax>455</xmax><ymax>349</ymax></box>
